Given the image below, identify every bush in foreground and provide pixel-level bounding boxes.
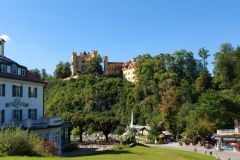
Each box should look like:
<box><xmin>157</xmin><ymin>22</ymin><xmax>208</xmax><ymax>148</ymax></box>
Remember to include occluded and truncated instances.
<box><xmin>0</xmin><ymin>128</ymin><xmax>42</xmax><ymax>156</ymax></box>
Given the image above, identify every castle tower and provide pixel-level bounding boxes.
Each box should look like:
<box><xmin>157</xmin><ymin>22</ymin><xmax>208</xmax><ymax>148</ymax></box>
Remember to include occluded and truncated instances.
<box><xmin>103</xmin><ymin>56</ymin><xmax>108</xmax><ymax>75</ymax></box>
<box><xmin>91</xmin><ymin>50</ymin><xmax>98</xmax><ymax>58</ymax></box>
<box><xmin>71</xmin><ymin>52</ymin><xmax>77</xmax><ymax>75</ymax></box>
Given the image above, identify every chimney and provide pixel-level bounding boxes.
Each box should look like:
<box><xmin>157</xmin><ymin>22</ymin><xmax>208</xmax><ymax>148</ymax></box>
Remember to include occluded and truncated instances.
<box><xmin>0</xmin><ymin>38</ymin><xmax>5</xmax><ymax>57</ymax></box>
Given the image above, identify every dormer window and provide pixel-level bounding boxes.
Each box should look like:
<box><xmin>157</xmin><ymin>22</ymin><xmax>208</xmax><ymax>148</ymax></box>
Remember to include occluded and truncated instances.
<box><xmin>12</xmin><ymin>64</ymin><xmax>17</xmax><ymax>74</ymax></box>
<box><xmin>0</xmin><ymin>64</ymin><xmax>6</xmax><ymax>73</ymax></box>
<box><xmin>21</xmin><ymin>69</ymin><xmax>26</xmax><ymax>76</ymax></box>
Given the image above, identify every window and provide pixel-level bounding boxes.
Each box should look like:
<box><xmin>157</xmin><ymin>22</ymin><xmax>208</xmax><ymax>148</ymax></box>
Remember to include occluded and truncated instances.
<box><xmin>28</xmin><ymin>87</ymin><xmax>37</xmax><ymax>98</ymax></box>
<box><xmin>51</xmin><ymin>132</ymin><xmax>61</xmax><ymax>146</ymax></box>
<box><xmin>0</xmin><ymin>84</ymin><xmax>5</xmax><ymax>97</ymax></box>
<box><xmin>28</xmin><ymin>109</ymin><xmax>37</xmax><ymax>120</ymax></box>
<box><xmin>0</xmin><ymin>65</ymin><xmax>7</xmax><ymax>73</ymax></box>
<box><xmin>12</xmin><ymin>64</ymin><xmax>18</xmax><ymax>74</ymax></box>
<box><xmin>12</xmin><ymin>85</ymin><xmax>23</xmax><ymax>97</ymax></box>
<box><xmin>0</xmin><ymin>110</ymin><xmax>5</xmax><ymax>125</ymax></box>
<box><xmin>21</xmin><ymin>69</ymin><xmax>26</xmax><ymax>76</ymax></box>
<box><xmin>13</xmin><ymin>109</ymin><xmax>22</xmax><ymax>121</ymax></box>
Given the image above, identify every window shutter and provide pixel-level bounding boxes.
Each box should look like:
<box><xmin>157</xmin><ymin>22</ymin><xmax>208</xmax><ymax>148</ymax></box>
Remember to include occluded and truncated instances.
<box><xmin>2</xmin><ymin>110</ymin><xmax>4</xmax><ymax>124</ymax></box>
<box><xmin>35</xmin><ymin>109</ymin><xmax>37</xmax><ymax>120</ymax></box>
<box><xmin>20</xmin><ymin>86</ymin><xmax>23</xmax><ymax>97</ymax></box>
<box><xmin>28</xmin><ymin>109</ymin><xmax>31</xmax><ymax>119</ymax></box>
<box><xmin>2</xmin><ymin>84</ymin><xmax>5</xmax><ymax>97</ymax></box>
<box><xmin>12</xmin><ymin>85</ymin><xmax>16</xmax><ymax>97</ymax></box>
<box><xmin>13</xmin><ymin>110</ymin><xmax>16</xmax><ymax>120</ymax></box>
<box><xmin>20</xmin><ymin>110</ymin><xmax>22</xmax><ymax>121</ymax></box>
<box><xmin>28</xmin><ymin>87</ymin><xmax>31</xmax><ymax>97</ymax></box>
<box><xmin>34</xmin><ymin>87</ymin><xmax>37</xmax><ymax>98</ymax></box>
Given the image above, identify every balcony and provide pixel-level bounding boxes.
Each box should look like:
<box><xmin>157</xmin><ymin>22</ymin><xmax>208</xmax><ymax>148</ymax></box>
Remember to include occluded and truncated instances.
<box><xmin>4</xmin><ymin>117</ymin><xmax>62</xmax><ymax>129</ymax></box>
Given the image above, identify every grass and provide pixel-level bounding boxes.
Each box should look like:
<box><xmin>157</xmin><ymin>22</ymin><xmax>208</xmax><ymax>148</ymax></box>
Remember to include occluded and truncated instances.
<box><xmin>1</xmin><ymin>145</ymin><xmax>216</xmax><ymax>160</ymax></box>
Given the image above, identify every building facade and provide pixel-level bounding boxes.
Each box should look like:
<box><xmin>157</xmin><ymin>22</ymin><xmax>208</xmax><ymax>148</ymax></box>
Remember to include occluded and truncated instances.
<box><xmin>103</xmin><ymin>56</ymin><xmax>123</xmax><ymax>76</ymax></box>
<box><xmin>215</xmin><ymin>120</ymin><xmax>240</xmax><ymax>152</ymax></box>
<box><xmin>122</xmin><ymin>59</ymin><xmax>137</xmax><ymax>83</ymax></box>
<box><xmin>71</xmin><ymin>50</ymin><xmax>98</xmax><ymax>76</ymax></box>
<box><xmin>0</xmin><ymin>38</ymin><xmax>71</xmax><ymax>155</ymax></box>
<box><xmin>103</xmin><ymin>56</ymin><xmax>137</xmax><ymax>82</ymax></box>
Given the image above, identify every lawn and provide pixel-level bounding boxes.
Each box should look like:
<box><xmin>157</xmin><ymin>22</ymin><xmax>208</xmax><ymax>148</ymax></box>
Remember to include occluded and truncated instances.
<box><xmin>2</xmin><ymin>145</ymin><xmax>216</xmax><ymax>160</ymax></box>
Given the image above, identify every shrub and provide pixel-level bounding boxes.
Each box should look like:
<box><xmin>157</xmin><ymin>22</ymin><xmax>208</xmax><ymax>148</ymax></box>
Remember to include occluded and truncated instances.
<box><xmin>71</xmin><ymin>127</ymin><xmax>80</xmax><ymax>140</ymax></box>
<box><xmin>0</xmin><ymin>128</ymin><xmax>42</xmax><ymax>156</ymax></box>
<box><xmin>41</xmin><ymin>141</ymin><xmax>57</xmax><ymax>155</ymax></box>
<box><xmin>120</xmin><ymin>136</ymin><xmax>136</xmax><ymax>145</ymax></box>
<box><xmin>192</xmin><ymin>136</ymin><xmax>199</xmax><ymax>146</ymax></box>
<box><xmin>178</xmin><ymin>140</ymin><xmax>183</xmax><ymax>146</ymax></box>
<box><xmin>148</xmin><ymin>124</ymin><xmax>162</xmax><ymax>143</ymax></box>
<box><xmin>183</xmin><ymin>138</ymin><xmax>191</xmax><ymax>145</ymax></box>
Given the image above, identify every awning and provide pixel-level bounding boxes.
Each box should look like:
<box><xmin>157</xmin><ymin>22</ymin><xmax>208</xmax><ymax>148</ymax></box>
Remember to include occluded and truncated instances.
<box><xmin>223</xmin><ymin>138</ymin><xmax>237</xmax><ymax>141</ymax></box>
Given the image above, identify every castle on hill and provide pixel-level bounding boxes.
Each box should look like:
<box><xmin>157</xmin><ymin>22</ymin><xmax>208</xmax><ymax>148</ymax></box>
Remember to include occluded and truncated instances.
<box><xmin>71</xmin><ymin>50</ymin><xmax>137</xmax><ymax>83</ymax></box>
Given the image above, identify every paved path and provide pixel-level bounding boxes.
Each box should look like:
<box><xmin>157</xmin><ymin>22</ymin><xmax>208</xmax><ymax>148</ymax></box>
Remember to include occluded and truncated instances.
<box><xmin>62</xmin><ymin>144</ymin><xmax>114</xmax><ymax>157</ymax></box>
<box><xmin>146</xmin><ymin>143</ymin><xmax>240</xmax><ymax>160</ymax></box>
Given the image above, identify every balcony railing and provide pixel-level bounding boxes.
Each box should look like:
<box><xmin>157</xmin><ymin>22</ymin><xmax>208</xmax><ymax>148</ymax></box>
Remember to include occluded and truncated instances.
<box><xmin>3</xmin><ymin>117</ymin><xmax>62</xmax><ymax>129</ymax></box>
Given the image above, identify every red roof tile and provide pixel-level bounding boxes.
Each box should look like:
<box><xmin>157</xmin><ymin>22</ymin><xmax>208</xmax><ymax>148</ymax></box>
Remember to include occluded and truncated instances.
<box><xmin>0</xmin><ymin>71</ymin><xmax>46</xmax><ymax>84</ymax></box>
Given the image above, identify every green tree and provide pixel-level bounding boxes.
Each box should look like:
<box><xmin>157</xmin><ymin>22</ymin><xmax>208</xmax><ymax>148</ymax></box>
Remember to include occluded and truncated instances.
<box><xmin>93</xmin><ymin>113</ymin><xmax>119</xmax><ymax>142</ymax></box>
<box><xmin>176</xmin><ymin>103</ymin><xmax>195</xmax><ymax>134</ymax></box>
<box><xmin>198</xmin><ymin>47</ymin><xmax>209</xmax><ymax>69</ymax></box>
<box><xmin>213</xmin><ymin>43</ymin><xmax>238</xmax><ymax>89</ymax></box>
<box><xmin>41</xmin><ymin>68</ymin><xmax>54</xmax><ymax>81</ymax></box>
<box><xmin>159</xmin><ymin>73</ymin><xmax>178</xmax><ymax>133</ymax></box>
<box><xmin>185</xmin><ymin>111</ymin><xmax>216</xmax><ymax>140</ymax></box>
<box><xmin>148</xmin><ymin>123</ymin><xmax>163</xmax><ymax>142</ymax></box>
<box><xmin>195</xmin><ymin>90</ymin><xmax>239</xmax><ymax>129</ymax></box>
<box><xmin>87</xmin><ymin>55</ymin><xmax>103</xmax><ymax>75</ymax></box>
<box><xmin>54</xmin><ymin>61</ymin><xmax>72</xmax><ymax>79</ymax></box>
<box><xmin>173</xmin><ymin>50</ymin><xmax>198</xmax><ymax>83</ymax></box>
<box><xmin>30</xmin><ymin>68</ymin><xmax>41</xmax><ymax>79</ymax></box>
<box><xmin>63</xmin><ymin>111</ymin><xmax>90</xmax><ymax>142</ymax></box>
<box><xmin>195</xmin><ymin>69</ymin><xmax>212</xmax><ymax>93</ymax></box>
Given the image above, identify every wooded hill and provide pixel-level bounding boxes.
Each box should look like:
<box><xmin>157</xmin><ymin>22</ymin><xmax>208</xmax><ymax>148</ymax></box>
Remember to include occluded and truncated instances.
<box><xmin>44</xmin><ymin>43</ymin><xmax>240</xmax><ymax>141</ymax></box>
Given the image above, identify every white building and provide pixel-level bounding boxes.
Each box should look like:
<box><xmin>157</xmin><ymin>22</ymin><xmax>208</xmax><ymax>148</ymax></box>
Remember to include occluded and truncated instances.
<box><xmin>0</xmin><ymin>38</ymin><xmax>71</xmax><ymax>155</ymax></box>
<box><xmin>122</xmin><ymin>59</ymin><xmax>137</xmax><ymax>83</ymax></box>
<box><xmin>123</xmin><ymin>111</ymin><xmax>150</xmax><ymax>136</ymax></box>
<box><xmin>215</xmin><ymin>120</ymin><xmax>240</xmax><ymax>152</ymax></box>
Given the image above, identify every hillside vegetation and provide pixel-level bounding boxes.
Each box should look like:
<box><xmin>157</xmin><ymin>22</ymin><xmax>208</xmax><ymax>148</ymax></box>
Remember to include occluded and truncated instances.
<box><xmin>45</xmin><ymin>43</ymin><xmax>240</xmax><ymax>141</ymax></box>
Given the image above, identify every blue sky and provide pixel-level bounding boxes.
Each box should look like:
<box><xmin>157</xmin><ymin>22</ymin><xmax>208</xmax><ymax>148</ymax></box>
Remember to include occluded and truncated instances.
<box><xmin>1</xmin><ymin>0</ymin><xmax>240</xmax><ymax>74</ymax></box>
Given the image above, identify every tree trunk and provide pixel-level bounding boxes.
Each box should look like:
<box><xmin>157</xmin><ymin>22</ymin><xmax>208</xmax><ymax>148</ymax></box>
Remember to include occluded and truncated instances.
<box><xmin>79</xmin><ymin>131</ymin><xmax>83</xmax><ymax>142</ymax></box>
<box><xmin>104</xmin><ymin>132</ymin><xmax>109</xmax><ymax>142</ymax></box>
